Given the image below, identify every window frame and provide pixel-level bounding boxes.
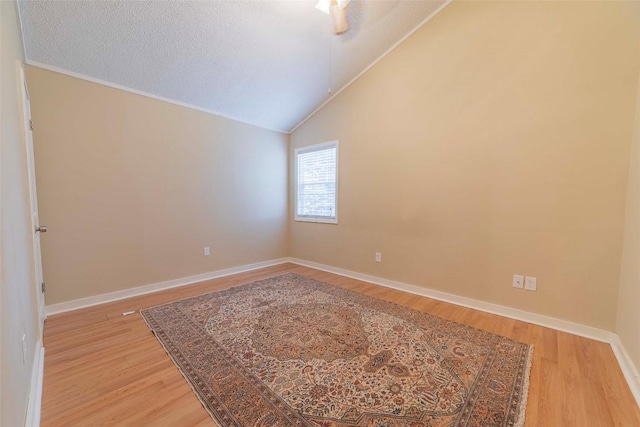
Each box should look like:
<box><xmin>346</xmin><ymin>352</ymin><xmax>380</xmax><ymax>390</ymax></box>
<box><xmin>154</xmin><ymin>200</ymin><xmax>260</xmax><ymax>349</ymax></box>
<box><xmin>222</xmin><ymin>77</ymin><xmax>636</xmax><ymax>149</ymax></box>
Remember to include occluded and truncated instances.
<box><xmin>294</xmin><ymin>140</ymin><xmax>339</xmax><ymax>224</ymax></box>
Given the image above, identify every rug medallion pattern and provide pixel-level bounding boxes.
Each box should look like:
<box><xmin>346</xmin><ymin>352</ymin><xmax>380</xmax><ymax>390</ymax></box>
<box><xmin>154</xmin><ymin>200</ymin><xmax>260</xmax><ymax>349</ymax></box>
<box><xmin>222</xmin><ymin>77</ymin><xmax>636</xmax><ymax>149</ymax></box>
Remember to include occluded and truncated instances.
<box><xmin>141</xmin><ymin>273</ymin><xmax>532</xmax><ymax>427</ymax></box>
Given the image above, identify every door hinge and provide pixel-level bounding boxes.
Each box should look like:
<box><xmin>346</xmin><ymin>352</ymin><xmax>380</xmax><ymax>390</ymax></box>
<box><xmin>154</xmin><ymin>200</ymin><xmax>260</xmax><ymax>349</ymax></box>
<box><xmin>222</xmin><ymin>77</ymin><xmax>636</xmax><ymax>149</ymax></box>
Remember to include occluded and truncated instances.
<box><xmin>29</xmin><ymin>119</ymin><xmax>34</xmax><ymax>131</ymax></box>
<box><xmin>41</xmin><ymin>282</ymin><xmax>46</xmax><ymax>293</ymax></box>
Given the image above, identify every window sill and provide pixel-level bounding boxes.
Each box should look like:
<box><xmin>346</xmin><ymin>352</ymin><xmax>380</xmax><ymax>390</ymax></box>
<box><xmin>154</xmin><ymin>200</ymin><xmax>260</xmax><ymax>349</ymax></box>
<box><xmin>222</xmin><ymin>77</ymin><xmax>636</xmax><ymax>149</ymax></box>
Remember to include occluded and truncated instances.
<box><xmin>294</xmin><ymin>217</ymin><xmax>338</xmax><ymax>224</ymax></box>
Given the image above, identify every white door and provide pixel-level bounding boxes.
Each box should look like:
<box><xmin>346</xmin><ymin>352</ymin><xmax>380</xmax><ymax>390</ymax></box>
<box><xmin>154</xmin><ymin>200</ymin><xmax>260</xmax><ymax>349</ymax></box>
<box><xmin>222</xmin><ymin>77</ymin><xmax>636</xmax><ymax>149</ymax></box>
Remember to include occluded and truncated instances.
<box><xmin>17</xmin><ymin>62</ymin><xmax>46</xmax><ymax>336</ymax></box>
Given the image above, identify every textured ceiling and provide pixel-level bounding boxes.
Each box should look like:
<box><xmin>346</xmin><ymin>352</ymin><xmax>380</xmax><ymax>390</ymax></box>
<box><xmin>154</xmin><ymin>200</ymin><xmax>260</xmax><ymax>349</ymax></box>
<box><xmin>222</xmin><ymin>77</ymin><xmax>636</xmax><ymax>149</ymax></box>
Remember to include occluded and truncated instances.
<box><xmin>18</xmin><ymin>0</ymin><xmax>447</xmax><ymax>132</ymax></box>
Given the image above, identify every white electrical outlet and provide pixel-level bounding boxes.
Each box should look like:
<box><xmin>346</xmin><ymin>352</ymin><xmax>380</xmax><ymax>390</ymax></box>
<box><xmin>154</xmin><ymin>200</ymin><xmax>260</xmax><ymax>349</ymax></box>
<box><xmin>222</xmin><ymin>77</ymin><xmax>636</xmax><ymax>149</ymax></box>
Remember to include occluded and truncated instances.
<box><xmin>203</xmin><ymin>247</ymin><xmax>210</xmax><ymax>256</ymax></box>
<box><xmin>512</xmin><ymin>274</ymin><xmax>524</xmax><ymax>289</ymax></box>
<box><xmin>21</xmin><ymin>334</ymin><xmax>27</xmax><ymax>364</ymax></box>
<box><xmin>525</xmin><ymin>276</ymin><xmax>537</xmax><ymax>291</ymax></box>
<box><xmin>375</xmin><ymin>252</ymin><xmax>382</xmax><ymax>263</ymax></box>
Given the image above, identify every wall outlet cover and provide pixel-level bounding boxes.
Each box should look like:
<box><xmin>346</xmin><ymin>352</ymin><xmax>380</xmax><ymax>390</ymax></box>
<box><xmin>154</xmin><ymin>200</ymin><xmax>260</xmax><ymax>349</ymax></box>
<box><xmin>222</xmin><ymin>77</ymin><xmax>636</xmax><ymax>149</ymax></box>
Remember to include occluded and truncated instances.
<box><xmin>513</xmin><ymin>274</ymin><xmax>524</xmax><ymax>289</ymax></box>
<box><xmin>525</xmin><ymin>276</ymin><xmax>537</xmax><ymax>291</ymax></box>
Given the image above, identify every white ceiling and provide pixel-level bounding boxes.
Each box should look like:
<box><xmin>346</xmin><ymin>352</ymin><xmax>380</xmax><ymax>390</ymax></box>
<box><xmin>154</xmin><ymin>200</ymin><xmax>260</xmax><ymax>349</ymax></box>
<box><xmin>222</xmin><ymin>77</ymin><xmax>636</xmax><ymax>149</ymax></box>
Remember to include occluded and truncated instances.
<box><xmin>18</xmin><ymin>0</ymin><xmax>448</xmax><ymax>133</ymax></box>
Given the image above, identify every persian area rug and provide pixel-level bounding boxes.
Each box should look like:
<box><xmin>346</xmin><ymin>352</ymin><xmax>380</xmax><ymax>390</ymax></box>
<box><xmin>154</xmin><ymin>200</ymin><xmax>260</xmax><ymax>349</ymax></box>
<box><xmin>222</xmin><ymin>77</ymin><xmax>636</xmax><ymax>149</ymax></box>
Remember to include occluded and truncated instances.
<box><xmin>141</xmin><ymin>273</ymin><xmax>532</xmax><ymax>427</ymax></box>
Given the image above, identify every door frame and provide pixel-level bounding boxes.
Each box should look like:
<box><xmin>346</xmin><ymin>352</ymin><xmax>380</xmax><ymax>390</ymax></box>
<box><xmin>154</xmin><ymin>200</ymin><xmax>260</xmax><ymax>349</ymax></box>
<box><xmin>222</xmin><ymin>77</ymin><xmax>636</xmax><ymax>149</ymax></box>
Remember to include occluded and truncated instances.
<box><xmin>16</xmin><ymin>61</ymin><xmax>46</xmax><ymax>337</ymax></box>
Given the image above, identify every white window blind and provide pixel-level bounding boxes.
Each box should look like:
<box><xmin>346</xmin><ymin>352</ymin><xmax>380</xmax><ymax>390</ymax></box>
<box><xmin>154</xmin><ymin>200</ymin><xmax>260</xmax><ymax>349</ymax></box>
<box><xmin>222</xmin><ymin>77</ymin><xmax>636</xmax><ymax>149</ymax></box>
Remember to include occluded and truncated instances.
<box><xmin>295</xmin><ymin>141</ymin><xmax>338</xmax><ymax>223</ymax></box>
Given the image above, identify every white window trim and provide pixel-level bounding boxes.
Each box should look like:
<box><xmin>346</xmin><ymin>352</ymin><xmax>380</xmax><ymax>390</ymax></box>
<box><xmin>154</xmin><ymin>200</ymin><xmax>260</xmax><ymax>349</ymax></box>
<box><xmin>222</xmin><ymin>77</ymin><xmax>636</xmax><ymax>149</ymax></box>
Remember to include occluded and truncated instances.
<box><xmin>294</xmin><ymin>140</ymin><xmax>339</xmax><ymax>224</ymax></box>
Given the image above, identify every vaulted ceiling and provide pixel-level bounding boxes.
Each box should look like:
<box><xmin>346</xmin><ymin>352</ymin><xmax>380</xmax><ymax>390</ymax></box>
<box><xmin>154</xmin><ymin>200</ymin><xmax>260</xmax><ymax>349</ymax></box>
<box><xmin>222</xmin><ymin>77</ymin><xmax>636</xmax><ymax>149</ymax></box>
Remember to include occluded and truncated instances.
<box><xmin>18</xmin><ymin>0</ymin><xmax>448</xmax><ymax>132</ymax></box>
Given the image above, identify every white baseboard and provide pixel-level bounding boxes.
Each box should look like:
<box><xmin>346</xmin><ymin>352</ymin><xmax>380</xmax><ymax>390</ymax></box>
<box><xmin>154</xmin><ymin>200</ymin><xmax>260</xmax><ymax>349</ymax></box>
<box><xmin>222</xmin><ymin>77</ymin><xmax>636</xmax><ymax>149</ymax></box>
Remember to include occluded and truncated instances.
<box><xmin>611</xmin><ymin>334</ymin><xmax>640</xmax><ymax>407</ymax></box>
<box><xmin>25</xmin><ymin>341</ymin><xmax>44</xmax><ymax>427</ymax></box>
<box><xmin>45</xmin><ymin>258</ymin><xmax>289</xmax><ymax>315</ymax></box>
<box><xmin>291</xmin><ymin>257</ymin><xmax>640</xmax><ymax>408</ymax></box>
<box><xmin>288</xmin><ymin>258</ymin><xmax>614</xmax><ymax>343</ymax></box>
<box><xmin>43</xmin><ymin>256</ymin><xmax>638</xmax><ymax>409</ymax></box>
<box><xmin>288</xmin><ymin>257</ymin><xmax>640</xmax><ymax>408</ymax></box>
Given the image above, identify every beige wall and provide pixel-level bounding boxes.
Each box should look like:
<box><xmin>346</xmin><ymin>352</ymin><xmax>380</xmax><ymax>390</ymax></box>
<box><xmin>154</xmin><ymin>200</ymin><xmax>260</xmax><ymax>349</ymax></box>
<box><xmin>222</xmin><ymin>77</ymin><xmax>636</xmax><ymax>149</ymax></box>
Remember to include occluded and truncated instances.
<box><xmin>26</xmin><ymin>67</ymin><xmax>288</xmax><ymax>305</ymax></box>
<box><xmin>617</xmin><ymin>68</ymin><xmax>640</xmax><ymax>380</ymax></box>
<box><xmin>21</xmin><ymin>2</ymin><xmax>640</xmax><ymax>334</ymax></box>
<box><xmin>1</xmin><ymin>1</ymin><xmax>42</xmax><ymax>425</ymax></box>
<box><xmin>290</xmin><ymin>1</ymin><xmax>640</xmax><ymax>331</ymax></box>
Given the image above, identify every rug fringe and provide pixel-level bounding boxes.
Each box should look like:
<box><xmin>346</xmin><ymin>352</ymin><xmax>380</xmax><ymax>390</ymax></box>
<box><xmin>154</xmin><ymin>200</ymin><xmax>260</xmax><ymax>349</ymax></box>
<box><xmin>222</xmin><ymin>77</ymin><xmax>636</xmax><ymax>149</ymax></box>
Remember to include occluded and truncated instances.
<box><xmin>514</xmin><ymin>344</ymin><xmax>534</xmax><ymax>427</ymax></box>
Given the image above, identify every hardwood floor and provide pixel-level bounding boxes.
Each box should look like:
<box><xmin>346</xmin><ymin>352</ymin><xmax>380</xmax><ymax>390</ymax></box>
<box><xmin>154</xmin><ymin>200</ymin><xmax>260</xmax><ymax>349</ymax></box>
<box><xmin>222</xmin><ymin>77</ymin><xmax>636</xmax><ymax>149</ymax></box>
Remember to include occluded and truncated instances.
<box><xmin>41</xmin><ymin>263</ymin><xmax>640</xmax><ymax>426</ymax></box>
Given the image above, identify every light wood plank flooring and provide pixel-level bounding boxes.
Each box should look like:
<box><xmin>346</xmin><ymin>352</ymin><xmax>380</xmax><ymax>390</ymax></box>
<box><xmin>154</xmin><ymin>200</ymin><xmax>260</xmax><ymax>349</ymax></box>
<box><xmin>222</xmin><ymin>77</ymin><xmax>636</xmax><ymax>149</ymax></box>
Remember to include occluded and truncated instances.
<box><xmin>41</xmin><ymin>263</ymin><xmax>640</xmax><ymax>426</ymax></box>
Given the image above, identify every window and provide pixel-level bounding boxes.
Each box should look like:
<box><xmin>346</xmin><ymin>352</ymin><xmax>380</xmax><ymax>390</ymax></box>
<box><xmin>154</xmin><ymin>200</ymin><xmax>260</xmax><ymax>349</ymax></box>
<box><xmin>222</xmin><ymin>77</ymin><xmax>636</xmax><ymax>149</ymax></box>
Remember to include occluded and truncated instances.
<box><xmin>295</xmin><ymin>141</ymin><xmax>338</xmax><ymax>223</ymax></box>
